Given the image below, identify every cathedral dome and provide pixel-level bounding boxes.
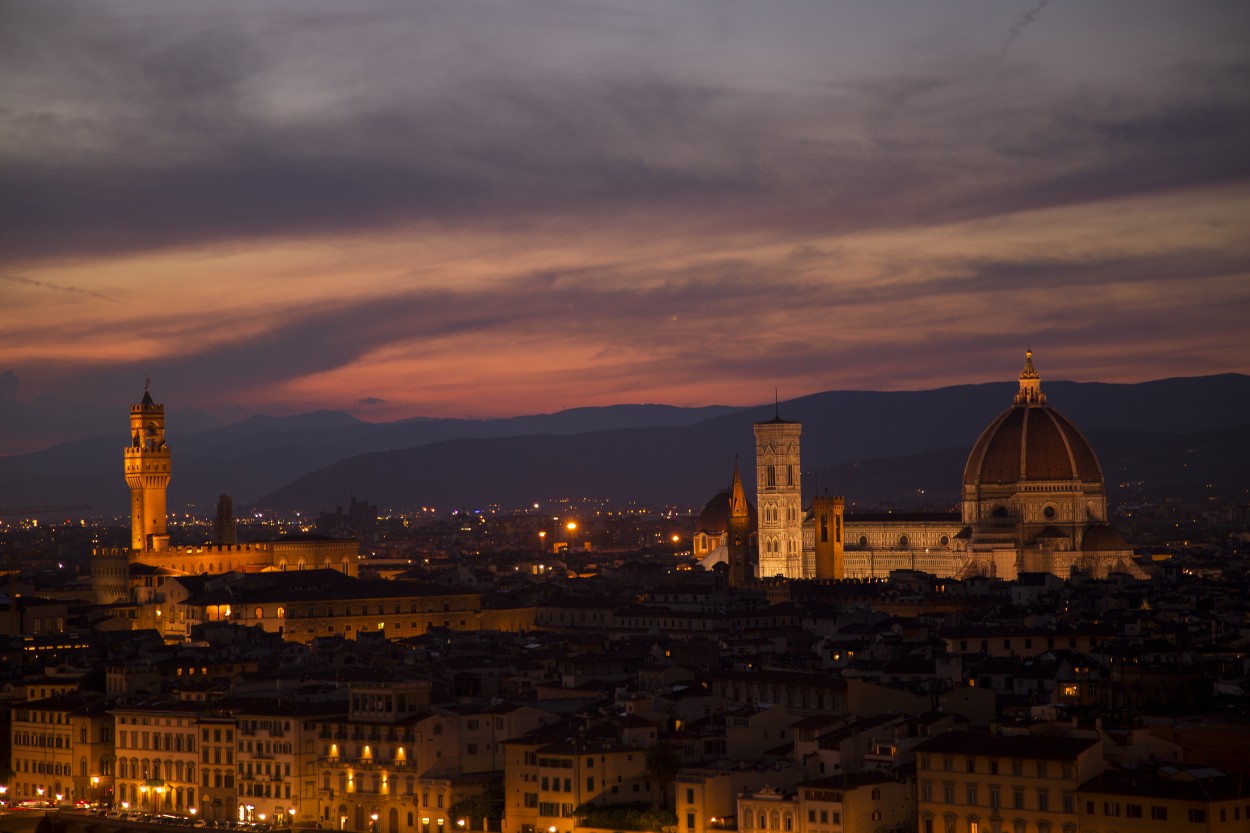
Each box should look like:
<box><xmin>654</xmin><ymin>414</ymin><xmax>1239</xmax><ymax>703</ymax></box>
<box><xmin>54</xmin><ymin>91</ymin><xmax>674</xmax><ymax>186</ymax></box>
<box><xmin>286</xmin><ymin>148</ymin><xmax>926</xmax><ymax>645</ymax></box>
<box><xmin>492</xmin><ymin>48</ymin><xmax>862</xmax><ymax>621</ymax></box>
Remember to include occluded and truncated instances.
<box><xmin>1082</xmin><ymin>524</ymin><xmax>1130</xmax><ymax>552</ymax></box>
<box><xmin>696</xmin><ymin>489</ymin><xmax>757</xmax><ymax>534</ymax></box>
<box><xmin>963</xmin><ymin>351</ymin><xmax>1103</xmax><ymax>488</ymax></box>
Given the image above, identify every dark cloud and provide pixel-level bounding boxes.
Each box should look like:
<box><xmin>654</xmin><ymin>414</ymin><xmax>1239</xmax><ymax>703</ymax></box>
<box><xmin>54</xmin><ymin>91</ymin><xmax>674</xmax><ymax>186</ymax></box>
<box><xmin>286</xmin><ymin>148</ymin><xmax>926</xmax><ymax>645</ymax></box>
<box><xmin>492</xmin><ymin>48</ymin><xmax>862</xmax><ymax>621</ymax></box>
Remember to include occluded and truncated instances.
<box><xmin>2</xmin><ymin>3</ymin><xmax>1248</xmax><ymax>263</ymax></box>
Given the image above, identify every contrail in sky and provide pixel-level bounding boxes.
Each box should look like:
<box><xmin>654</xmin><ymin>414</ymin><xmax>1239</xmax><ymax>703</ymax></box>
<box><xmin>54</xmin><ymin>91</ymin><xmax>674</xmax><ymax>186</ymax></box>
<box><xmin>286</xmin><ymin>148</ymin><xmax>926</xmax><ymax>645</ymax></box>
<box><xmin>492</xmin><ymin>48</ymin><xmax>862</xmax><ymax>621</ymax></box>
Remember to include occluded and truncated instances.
<box><xmin>2</xmin><ymin>274</ymin><xmax>120</xmax><ymax>304</ymax></box>
<box><xmin>1000</xmin><ymin>0</ymin><xmax>1050</xmax><ymax>56</ymax></box>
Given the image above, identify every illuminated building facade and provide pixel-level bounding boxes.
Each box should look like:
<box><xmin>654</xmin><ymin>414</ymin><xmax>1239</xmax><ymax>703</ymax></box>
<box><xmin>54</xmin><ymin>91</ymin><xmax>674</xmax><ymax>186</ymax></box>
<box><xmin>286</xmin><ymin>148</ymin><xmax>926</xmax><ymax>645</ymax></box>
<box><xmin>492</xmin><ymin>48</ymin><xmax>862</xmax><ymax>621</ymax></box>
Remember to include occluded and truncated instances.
<box><xmin>824</xmin><ymin>352</ymin><xmax>1143</xmax><ymax>582</ymax></box>
<box><xmin>93</xmin><ymin>386</ymin><xmax>359</xmax><ymax>605</ymax></box>
<box><xmin>755</xmin><ymin>416</ymin><xmax>803</xmax><ymax>579</ymax></box>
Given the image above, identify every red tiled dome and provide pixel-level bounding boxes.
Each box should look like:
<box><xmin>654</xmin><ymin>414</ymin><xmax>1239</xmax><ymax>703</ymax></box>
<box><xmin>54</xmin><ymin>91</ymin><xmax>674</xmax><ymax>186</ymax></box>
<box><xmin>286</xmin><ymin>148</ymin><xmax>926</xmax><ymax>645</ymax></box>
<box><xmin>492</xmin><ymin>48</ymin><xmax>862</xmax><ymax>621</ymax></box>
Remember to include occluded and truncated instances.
<box><xmin>964</xmin><ymin>403</ymin><xmax>1102</xmax><ymax>486</ymax></box>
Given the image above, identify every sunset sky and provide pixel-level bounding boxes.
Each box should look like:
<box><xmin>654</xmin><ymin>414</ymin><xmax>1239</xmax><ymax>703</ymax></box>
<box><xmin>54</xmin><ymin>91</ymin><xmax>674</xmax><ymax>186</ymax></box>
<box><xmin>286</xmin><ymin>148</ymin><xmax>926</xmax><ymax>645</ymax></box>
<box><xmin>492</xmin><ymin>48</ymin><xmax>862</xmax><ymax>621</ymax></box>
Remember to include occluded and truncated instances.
<box><xmin>2</xmin><ymin>1</ymin><xmax>1249</xmax><ymax>454</ymax></box>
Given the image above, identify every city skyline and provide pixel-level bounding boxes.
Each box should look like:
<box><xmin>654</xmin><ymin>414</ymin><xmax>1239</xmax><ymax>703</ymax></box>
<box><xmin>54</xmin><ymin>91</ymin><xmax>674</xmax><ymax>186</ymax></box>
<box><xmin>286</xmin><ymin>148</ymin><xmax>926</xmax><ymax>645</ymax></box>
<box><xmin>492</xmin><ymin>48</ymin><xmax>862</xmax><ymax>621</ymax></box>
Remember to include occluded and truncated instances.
<box><xmin>3</xmin><ymin>1</ymin><xmax>1249</xmax><ymax>454</ymax></box>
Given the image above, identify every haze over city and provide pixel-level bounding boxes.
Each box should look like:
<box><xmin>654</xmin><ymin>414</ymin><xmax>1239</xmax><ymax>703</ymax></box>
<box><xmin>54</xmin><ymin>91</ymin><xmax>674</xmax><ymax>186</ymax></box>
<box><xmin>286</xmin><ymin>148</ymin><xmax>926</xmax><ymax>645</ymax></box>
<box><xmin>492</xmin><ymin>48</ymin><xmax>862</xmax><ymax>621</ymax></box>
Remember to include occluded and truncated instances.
<box><xmin>3</xmin><ymin>1</ymin><xmax>1249</xmax><ymax>455</ymax></box>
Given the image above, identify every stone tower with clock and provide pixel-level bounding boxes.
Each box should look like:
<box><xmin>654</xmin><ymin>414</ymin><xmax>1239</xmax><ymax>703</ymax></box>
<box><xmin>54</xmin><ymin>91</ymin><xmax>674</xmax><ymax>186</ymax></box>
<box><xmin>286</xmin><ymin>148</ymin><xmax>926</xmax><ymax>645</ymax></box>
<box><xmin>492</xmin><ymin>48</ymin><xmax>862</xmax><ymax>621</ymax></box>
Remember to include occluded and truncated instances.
<box><xmin>125</xmin><ymin>382</ymin><xmax>171</xmax><ymax>553</ymax></box>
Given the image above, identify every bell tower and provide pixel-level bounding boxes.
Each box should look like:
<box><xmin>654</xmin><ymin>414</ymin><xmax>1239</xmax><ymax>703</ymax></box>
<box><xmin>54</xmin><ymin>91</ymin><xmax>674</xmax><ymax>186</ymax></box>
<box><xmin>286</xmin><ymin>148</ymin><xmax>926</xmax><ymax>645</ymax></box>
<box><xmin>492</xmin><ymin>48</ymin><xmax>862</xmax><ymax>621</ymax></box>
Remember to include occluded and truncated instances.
<box><xmin>755</xmin><ymin>408</ymin><xmax>803</xmax><ymax>579</ymax></box>
<box><xmin>125</xmin><ymin>379</ymin><xmax>171</xmax><ymax>552</ymax></box>
<box><xmin>726</xmin><ymin>459</ymin><xmax>752</xmax><ymax>589</ymax></box>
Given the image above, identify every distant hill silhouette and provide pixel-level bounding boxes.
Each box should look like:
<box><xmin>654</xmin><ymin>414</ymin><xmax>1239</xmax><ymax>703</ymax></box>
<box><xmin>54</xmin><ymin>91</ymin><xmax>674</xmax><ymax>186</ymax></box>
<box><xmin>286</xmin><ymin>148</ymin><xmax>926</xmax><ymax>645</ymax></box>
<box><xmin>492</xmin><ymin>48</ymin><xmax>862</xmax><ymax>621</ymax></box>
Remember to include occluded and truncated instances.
<box><xmin>2</xmin><ymin>374</ymin><xmax>1247</xmax><ymax>518</ymax></box>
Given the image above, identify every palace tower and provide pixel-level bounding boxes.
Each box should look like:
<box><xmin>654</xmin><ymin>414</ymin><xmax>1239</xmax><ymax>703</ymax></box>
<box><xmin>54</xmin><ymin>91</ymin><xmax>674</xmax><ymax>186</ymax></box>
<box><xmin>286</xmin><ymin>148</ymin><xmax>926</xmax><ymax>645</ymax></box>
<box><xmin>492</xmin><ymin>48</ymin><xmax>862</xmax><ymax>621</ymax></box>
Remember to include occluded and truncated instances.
<box><xmin>125</xmin><ymin>383</ymin><xmax>171</xmax><ymax>552</ymax></box>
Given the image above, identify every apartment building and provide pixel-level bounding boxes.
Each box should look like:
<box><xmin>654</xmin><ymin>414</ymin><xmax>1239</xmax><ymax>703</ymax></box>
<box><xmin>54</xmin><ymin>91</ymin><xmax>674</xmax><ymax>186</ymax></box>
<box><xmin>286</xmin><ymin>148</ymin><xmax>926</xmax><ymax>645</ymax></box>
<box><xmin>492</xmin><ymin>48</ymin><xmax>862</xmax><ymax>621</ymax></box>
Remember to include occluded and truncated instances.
<box><xmin>8</xmin><ymin>691</ymin><xmax>113</xmax><ymax>805</ymax></box>
<box><xmin>914</xmin><ymin>732</ymin><xmax>1104</xmax><ymax>833</ymax></box>
<box><xmin>1077</xmin><ymin>767</ymin><xmax>1250</xmax><ymax>832</ymax></box>
<box><xmin>113</xmin><ymin>699</ymin><xmax>204</xmax><ymax>814</ymax></box>
<box><xmin>503</xmin><ymin>726</ymin><xmax>653</xmax><ymax>833</ymax></box>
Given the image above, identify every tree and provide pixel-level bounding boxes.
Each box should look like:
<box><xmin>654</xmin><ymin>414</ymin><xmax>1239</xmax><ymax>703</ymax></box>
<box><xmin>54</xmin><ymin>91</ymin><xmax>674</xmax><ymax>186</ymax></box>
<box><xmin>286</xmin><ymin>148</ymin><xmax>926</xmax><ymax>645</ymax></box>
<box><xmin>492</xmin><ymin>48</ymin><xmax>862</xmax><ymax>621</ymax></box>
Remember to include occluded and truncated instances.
<box><xmin>644</xmin><ymin>741</ymin><xmax>682</xmax><ymax>810</ymax></box>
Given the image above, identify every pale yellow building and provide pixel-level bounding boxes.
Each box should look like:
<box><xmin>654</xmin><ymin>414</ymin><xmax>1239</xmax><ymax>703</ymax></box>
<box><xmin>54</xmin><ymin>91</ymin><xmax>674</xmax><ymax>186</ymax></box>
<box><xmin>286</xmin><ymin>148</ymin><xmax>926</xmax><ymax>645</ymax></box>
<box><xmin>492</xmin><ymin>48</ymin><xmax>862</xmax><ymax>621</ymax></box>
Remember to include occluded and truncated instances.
<box><xmin>113</xmin><ymin>700</ymin><xmax>204</xmax><ymax>815</ymax></box>
<box><xmin>737</xmin><ymin>773</ymin><xmax>911</xmax><ymax>833</ymax></box>
<box><xmin>915</xmin><ymin>732</ymin><xmax>1104</xmax><ymax>833</ymax></box>
<box><xmin>9</xmin><ymin>692</ymin><xmax>114</xmax><ymax>805</ymax></box>
<box><xmin>503</xmin><ymin>731</ymin><xmax>654</xmax><ymax>833</ymax></box>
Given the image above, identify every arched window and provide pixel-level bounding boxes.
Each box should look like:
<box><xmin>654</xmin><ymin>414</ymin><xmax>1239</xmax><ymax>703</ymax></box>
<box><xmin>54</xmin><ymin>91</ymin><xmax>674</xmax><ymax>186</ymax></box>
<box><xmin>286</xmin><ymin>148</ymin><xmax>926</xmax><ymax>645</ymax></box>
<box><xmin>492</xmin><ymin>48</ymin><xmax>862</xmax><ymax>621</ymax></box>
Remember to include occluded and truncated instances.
<box><xmin>277</xmin><ymin>607</ymin><xmax>286</xmax><ymax>619</ymax></box>
<box><xmin>255</xmin><ymin>607</ymin><xmax>264</xmax><ymax>619</ymax></box>
<box><xmin>898</xmin><ymin>535</ymin><xmax>909</xmax><ymax>547</ymax></box>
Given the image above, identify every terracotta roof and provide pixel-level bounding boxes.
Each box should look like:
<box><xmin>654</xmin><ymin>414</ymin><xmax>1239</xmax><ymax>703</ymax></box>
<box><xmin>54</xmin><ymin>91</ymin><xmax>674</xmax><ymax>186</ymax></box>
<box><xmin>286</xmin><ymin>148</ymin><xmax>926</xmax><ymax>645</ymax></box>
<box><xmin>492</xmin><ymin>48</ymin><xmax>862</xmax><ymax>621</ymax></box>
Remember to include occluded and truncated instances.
<box><xmin>964</xmin><ymin>403</ymin><xmax>1102</xmax><ymax>486</ymax></box>
<box><xmin>914</xmin><ymin>731</ymin><xmax>1098</xmax><ymax>760</ymax></box>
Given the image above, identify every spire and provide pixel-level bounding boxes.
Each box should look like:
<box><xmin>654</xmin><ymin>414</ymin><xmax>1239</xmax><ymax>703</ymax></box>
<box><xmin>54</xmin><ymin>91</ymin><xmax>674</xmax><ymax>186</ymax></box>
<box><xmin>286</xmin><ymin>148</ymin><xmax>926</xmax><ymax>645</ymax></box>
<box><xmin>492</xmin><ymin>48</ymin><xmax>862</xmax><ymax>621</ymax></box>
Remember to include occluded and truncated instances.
<box><xmin>1014</xmin><ymin>348</ymin><xmax>1046</xmax><ymax>406</ymax></box>
<box><xmin>729</xmin><ymin>458</ymin><xmax>748</xmax><ymax>518</ymax></box>
<box><xmin>141</xmin><ymin>375</ymin><xmax>155</xmax><ymax>407</ymax></box>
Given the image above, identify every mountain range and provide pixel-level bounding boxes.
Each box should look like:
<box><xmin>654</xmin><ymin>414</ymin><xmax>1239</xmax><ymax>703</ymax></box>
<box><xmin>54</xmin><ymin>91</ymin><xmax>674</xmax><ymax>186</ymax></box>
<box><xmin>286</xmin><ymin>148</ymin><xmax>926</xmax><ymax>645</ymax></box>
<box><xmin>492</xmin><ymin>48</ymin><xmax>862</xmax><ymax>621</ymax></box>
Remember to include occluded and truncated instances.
<box><xmin>1</xmin><ymin>374</ymin><xmax>1247</xmax><ymax>518</ymax></box>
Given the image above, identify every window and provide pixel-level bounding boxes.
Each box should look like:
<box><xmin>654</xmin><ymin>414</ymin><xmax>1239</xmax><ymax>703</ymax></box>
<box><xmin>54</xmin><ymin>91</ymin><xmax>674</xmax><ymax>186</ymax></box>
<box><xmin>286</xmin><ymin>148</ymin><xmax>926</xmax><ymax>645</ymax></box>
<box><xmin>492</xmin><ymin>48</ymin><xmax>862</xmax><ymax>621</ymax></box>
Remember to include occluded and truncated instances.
<box><xmin>1103</xmin><ymin>802</ymin><xmax>1119</xmax><ymax>817</ymax></box>
<box><xmin>1012</xmin><ymin>790</ymin><xmax>1024</xmax><ymax>810</ymax></box>
<box><xmin>1036</xmin><ymin>791</ymin><xmax>1048</xmax><ymax>812</ymax></box>
<box><xmin>966</xmin><ymin>784</ymin><xmax>978</xmax><ymax>805</ymax></box>
<box><xmin>988</xmin><ymin>787</ymin><xmax>999</xmax><ymax>809</ymax></box>
<box><xmin>1188</xmin><ymin>809</ymin><xmax>1206</xmax><ymax>824</ymax></box>
<box><xmin>687</xmin><ymin>789</ymin><xmax>694</xmax><ymax>804</ymax></box>
<box><xmin>687</xmin><ymin>814</ymin><xmax>695</xmax><ymax>830</ymax></box>
<box><xmin>1150</xmin><ymin>806</ymin><xmax>1167</xmax><ymax>821</ymax></box>
<box><xmin>967</xmin><ymin>758</ymin><xmax>976</xmax><ymax>773</ymax></box>
<box><xmin>1126</xmin><ymin>804</ymin><xmax>1142</xmax><ymax>819</ymax></box>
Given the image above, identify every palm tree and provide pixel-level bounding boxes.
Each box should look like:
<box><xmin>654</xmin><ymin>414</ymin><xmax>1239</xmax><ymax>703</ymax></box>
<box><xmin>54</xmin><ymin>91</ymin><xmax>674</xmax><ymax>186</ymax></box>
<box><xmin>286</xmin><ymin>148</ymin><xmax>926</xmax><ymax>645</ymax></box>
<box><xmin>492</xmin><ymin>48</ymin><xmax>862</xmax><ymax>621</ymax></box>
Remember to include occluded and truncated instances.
<box><xmin>644</xmin><ymin>741</ymin><xmax>682</xmax><ymax>811</ymax></box>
